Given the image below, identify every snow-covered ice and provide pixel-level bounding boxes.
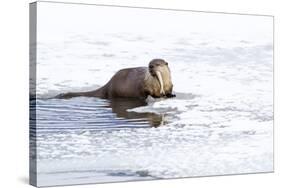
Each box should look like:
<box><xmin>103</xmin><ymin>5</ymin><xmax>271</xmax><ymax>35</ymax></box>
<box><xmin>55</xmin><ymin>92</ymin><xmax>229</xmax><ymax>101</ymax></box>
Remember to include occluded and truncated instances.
<box><xmin>31</xmin><ymin>2</ymin><xmax>273</xmax><ymax>186</ymax></box>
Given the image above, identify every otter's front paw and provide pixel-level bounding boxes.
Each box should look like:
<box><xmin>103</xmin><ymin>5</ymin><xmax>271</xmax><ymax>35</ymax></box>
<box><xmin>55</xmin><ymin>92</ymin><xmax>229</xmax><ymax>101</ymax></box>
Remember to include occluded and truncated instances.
<box><xmin>166</xmin><ymin>93</ymin><xmax>176</xmax><ymax>98</ymax></box>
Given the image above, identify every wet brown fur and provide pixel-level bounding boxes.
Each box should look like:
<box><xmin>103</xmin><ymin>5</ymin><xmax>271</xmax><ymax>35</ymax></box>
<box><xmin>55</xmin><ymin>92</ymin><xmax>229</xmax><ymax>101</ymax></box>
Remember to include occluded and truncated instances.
<box><xmin>56</xmin><ymin>59</ymin><xmax>174</xmax><ymax>99</ymax></box>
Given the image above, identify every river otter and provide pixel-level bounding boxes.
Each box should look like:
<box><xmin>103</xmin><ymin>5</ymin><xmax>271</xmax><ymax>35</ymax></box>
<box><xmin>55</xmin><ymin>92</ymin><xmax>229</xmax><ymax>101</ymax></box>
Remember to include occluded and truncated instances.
<box><xmin>56</xmin><ymin>59</ymin><xmax>175</xmax><ymax>99</ymax></box>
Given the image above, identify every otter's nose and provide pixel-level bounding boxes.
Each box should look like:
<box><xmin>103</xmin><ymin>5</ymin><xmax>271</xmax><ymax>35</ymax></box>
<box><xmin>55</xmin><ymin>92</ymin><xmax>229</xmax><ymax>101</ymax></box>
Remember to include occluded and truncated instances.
<box><xmin>149</xmin><ymin>65</ymin><xmax>153</xmax><ymax>69</ymax></box>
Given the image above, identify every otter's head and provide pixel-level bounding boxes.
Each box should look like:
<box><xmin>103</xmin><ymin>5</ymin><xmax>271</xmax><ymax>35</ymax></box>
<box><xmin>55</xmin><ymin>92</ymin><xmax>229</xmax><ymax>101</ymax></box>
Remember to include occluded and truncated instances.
<box><xmin>148</xmin><ymin>59</ymin><xmax>170</xmax><ymax>77</ymax></box>
<box><xmin>148</xmin><ymin>59</ymin><xmax>172</xmax><ymax>96</ymax></box>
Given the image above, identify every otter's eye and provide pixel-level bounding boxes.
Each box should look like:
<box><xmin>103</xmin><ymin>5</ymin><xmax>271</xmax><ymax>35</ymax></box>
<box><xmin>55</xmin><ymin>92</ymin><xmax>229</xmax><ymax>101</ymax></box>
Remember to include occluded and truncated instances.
<box><xmin>149</xmin><ymin>65</ymin><xmax>153</xmax><ymax>69</ymax></box>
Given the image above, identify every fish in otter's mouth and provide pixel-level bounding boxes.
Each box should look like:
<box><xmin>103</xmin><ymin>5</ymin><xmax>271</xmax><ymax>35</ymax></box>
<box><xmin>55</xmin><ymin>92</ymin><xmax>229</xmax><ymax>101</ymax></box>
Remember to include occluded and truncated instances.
<box><xmin>155</xmin><ymin>71</ymin><xmax>165</xmax><ymax>96</ymax></box>
<box><xmin>149</xmin><ymin>66</ymin><xmax>165</xmax><ymax>96</ymax></box>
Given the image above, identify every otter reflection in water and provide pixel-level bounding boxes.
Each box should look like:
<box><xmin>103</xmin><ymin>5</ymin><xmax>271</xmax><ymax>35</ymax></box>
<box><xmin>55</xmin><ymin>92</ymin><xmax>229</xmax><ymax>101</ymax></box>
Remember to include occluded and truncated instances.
<box><xmin>56</xmin><ymin>59</ymin><xmax>176</xmax><ymax>99</ymax></box>
<box><xmin>109</xmin><ymin>98</ymin><xmax>163</xmax><ymax>127</ymax></box>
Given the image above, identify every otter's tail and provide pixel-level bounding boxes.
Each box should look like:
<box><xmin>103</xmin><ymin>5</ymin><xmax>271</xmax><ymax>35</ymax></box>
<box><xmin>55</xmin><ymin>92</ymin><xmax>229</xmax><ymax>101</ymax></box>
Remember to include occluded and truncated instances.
<box><xmin>55</xmin><ymin>86</ymin><xmax>107</xmax><ymax>99</ymax></box>
<box><xmin>55</xmin><ymin>92</ymin><xmax>84</xmax><ymax>99</ymax></box>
